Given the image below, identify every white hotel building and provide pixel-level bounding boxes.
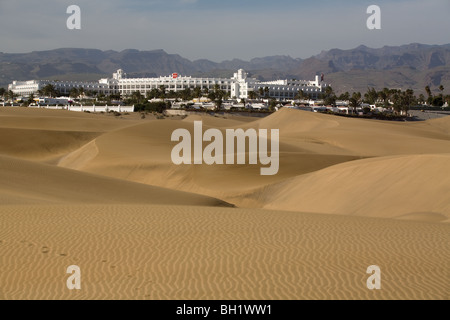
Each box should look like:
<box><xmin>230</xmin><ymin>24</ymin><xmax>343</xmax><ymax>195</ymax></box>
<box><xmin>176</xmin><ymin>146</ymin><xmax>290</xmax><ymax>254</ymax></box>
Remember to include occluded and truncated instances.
<box><xmin>114</xmin><ymin>69</ymin><xmax>233</xmax><ymax>96</ymax></box>
<box><xmin>231</xmin><ymin>69</ymin><xmax>325</xmax><ymax>100</ymax></box>
<box><xmin>8</xmin><ymin>79</ymin><xmax>115</xmax><ymax>97</ymax></box>
<box><xmin>9</xmin><ymin>69</ymin><xmax>326</xmax><ymax>101</ymax></box>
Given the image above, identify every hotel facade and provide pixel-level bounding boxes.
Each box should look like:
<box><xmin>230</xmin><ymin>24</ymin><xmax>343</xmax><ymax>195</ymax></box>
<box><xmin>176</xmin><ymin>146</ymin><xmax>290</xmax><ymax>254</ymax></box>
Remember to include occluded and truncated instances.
<box><xmin>9</xmin><ymin>69</ymin><xmax>326</xmax><ymax>101</ymax></box>
<box><xmin>8</xmin><ymin>79</ymin><xmax>115</xmax><ymax>97</ymax></box>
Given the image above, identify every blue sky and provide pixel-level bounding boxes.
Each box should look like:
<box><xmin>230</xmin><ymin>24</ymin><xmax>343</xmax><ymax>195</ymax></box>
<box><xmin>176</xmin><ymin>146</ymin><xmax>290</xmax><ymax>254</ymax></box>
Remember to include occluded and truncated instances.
<box><xmin>0</xmin><ymin>0</ymin><xmax>449</xmax><ymax>61</ymax></box>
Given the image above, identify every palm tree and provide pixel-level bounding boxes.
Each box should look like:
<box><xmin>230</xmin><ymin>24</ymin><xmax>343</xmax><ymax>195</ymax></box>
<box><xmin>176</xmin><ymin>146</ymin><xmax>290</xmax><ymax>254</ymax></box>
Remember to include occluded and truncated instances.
<box><xmin>27</xmin><ymin>93</ymin><xmax>35</xmax><ymax>105</ymax></box>
<box><xmin>403</xmin><ymin>89</ymin><xmax>415</xmax><ymax>115</ymax></box>
<box><xmin>78</xmin><ymin>87</ymin><xmax>85</xmax><ymax>98</ymax></box>
<box><xmin>258</xmin><ymin>87</ymin><xmax>264</xmax><ymax>99</ymax></box>
<box><xmin>8</xmin><ymin>90</ymin><xmax>17</xmax><ymax>102</ymax></box>
<box><xmin>69</xmin><ymin>88</ymin><xmax>79</xmax><ymax>99</ymax></box>
<box><xmin>295</xmin><ymin>90</ymin><xmax>306</xmax><ymax>100</ymax></box>
<box><xmin>364</xmin><ymin>87</ymin><xmax>378</xmax><ymax>105</ymax></box>
<box><xmin>42</xmin><ymin>84</ymin><xmax>58</xmax><ymax>98</ymax></box>
<box><xmin>378</xmin><ymin>87</ymin><xmax>391</xmax><ymax>109</ymax></box>
<box><xmin>338</xmin><ymin>92</ymin><xmax>350</xmax><ymax>101</ymax></box>
<box><xmin>439</xmin><ymin>85</ymin><xmax>444</xmax><ymax>100</ymax></box>
<box><xmin>391</xmin><ymin>91</ymin><xmax>402</xmax><ymax>114</ymax></box>
<box><xmin>131</xmin><ymin>91</ymin><xmax>143</xmax><ymax>104</ymax></box>
<box><xmin>97</xmin><ymin>93</ymin><xmax>106</xmax><ymax>102</ymax></box>
<box><xmin>209</xmin><ymin>84</ymin><xmax>225</xmax><ymax>109</ymax></box>
<box><xmin>418</xmin><ymin>94</ymin><xmax>425</xmax><ymax>104</ymax></box>
<box><xmin>159</xmin><ymin>85</ymin><xmax>166</xmax><ymax>101</ymax></box>
<box><xmin>324</xmin><ymin>86</ymin><xmax>334</xmax><ymax>97</ymax></box>
<box><xmin>193</xmin><ymin>87</ymin><xmax>202</xmax><ymax>99</ymax></box>
<box><xmin>323</xmin><ymin>86</ymin><xmax>336</xmax><ymax>106</ymax></box>
<box><xmin>425</xmin><ymin>85</ymin><xmax>433</xmax><ymax>105</ymax></box>
<box><xmin>180</xmin><ymin>88</ymin><xmax>192</xmax><ymax>101</ymax></box>
<box><xmin>349</xmin><ymin>92</ymin><xmax>361</xmax><ymax>114</ymax></box>
<box><xmin>147</xmin><ymin>88</ymin><xmax>159</xmax><ymax>100</ymax></box>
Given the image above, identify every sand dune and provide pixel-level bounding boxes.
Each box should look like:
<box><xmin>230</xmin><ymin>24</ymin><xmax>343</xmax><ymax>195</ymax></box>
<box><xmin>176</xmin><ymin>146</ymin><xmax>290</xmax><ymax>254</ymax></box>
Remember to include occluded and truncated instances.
<box><xmin>0</xmin><ymin>107</ymin><xmax>449</xmax><ymax>300</ymax></box>
<box><xmin>0</xmin><ymin>154</ymin><xmax>231</xmax><ymax>207</ymax></box>
<box><xmin>57</xmin><ymin>109</ymin><xmax>450</xmax><ymax>209</ymax></box>
<box><xmin>414</xmin><ymin>115</ymin><xmax>450</xmax><ymax>135</ymax></box>
<box><xmin>0</xmin><ymin>128</ymin><xmax>100</xmax><ymax>162</ymax></box>
<box><xmin>0</xmin><ymin>107</ymin><xmax>140</xmax><ymax>132</ymax></box>
<box><xmin>260</xmin><ymin>154</ymin><xmax>450</xmax><ymax>221</ymax></box>
<box><xmin>182</xmin><ymin>113</ymin><xmax>254</xmax><ymax>127</ymax></box>
<box><xmin>0</xmin><ymin>108</ymin><xmax>143</xmax><ymax>162</ymax></box>
<box><xmin>57</xmin><ymin>118</ymin><xmax>361</xmax><ymax>205</ymax></box>
<box><xmin>251</xmin><ymin>109</ymin><xmax>450</xmax><ymax>157</ymax></box>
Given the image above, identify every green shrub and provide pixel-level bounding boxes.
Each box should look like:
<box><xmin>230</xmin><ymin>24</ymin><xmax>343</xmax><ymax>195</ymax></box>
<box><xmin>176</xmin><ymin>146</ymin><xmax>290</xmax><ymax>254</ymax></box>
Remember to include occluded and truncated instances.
<box><xmin>134</xmin><ymin>101</ymin><xmax>170</xmax><ymax>113</ymax></box>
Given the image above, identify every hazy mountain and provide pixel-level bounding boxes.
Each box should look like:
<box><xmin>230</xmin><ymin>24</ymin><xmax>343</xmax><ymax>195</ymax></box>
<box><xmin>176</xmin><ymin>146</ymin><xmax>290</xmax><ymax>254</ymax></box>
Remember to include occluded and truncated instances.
<box><xmin>1</xmin><ymin>44</ymin><xmax>449</xmax><ymax>94</ymax></box>
<box><xmin>303</xmin><ymin>43</ymin><xmax>450</xmax><ymax>93</ymax></box>
<box><xmin>314</xmin><ymin>43</ymin><xmax>450</xmax><ymax>72</ymax></box>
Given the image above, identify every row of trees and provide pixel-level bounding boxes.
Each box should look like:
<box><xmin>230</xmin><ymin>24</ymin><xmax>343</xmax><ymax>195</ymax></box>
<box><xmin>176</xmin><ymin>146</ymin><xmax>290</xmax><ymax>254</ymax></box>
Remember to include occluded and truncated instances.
<box><xmin>0</xmin><ymin>88</ymin><xmax>19</xmax><ymax>102</ymax></box>
<box><xmin>248</xmin><ymin>87</ymin><xmax>271</xmax><ymax>100</ymax></box>
<box><xmin>425</xmin><ymin>85</ymin><xmax>447</xmax><ymax>107</ymax></box>
<box><xmin>124</xmin><ymin>84</ymin><xmax>230</xmax><ymax>108</ymax></box>
<box><xmin>320</xmin><ymin>85</ymin><xmax>449</xmax><ymax>115</ymax></box>
<box><xmin>2</xmin><ymin>82</ymin><xmax>448</xmax><ymax>113</ymax></box>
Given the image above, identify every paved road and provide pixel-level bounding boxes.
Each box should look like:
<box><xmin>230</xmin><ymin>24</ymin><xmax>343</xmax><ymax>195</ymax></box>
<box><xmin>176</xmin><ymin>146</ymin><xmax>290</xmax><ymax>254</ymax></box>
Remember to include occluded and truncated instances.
<box><xmin>409</xmin><ymin>110</ymin><xmax>450</xmax><ymax>121</ymax></box>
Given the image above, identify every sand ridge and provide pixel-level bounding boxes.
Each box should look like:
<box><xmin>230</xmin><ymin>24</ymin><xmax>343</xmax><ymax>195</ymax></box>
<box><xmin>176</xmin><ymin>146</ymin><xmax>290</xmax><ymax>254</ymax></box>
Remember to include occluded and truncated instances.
<box><xmin>259</xmin><ymin>153</ymin><xmax>450</xmax><ymax>221</ymax></box>
<box><xmin>57</xmin><ymin>118</ymin><xmax>363</xmax><ymax>202</ymax></box>
<box><xmin>56</xmin><ymin>109</ymin><xmax>450</xmax><ymax>212</ymax></box>
<box><xmin>0</xmin><ymin>154</ymin><xmax>231</xmax><ymax>207</ymax></box>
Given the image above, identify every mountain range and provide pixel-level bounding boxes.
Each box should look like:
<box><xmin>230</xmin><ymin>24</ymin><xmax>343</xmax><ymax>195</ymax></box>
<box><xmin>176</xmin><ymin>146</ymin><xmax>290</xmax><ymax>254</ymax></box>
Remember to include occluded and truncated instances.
<box><xmin>1</xmin><ymin>43</ymin><xmax>449</xmax><ymax>95</ymax></box>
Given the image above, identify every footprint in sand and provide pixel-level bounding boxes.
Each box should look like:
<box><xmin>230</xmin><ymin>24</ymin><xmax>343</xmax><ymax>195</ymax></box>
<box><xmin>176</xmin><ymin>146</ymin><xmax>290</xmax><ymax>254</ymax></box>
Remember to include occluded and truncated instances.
<box><xmin>41</xmin><ymin>246</ymin><xmax>50</xmax><ymax>254</ymax></box>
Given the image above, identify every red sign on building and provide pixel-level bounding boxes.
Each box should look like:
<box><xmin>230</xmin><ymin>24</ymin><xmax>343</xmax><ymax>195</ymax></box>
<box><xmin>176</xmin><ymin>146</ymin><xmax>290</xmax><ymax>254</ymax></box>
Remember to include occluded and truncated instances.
<box><xmin>172</xmin><ymin>73</ymin><xmax>178</xmax><ymax>79</ymax></box>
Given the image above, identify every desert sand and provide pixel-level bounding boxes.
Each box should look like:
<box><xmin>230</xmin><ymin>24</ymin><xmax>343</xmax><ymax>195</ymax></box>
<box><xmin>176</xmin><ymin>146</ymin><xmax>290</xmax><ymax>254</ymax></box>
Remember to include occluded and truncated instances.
<box><xmin>0</xmin><ymin>107</ymin><xmax>449</xmax><ymax>300</ymax></box>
